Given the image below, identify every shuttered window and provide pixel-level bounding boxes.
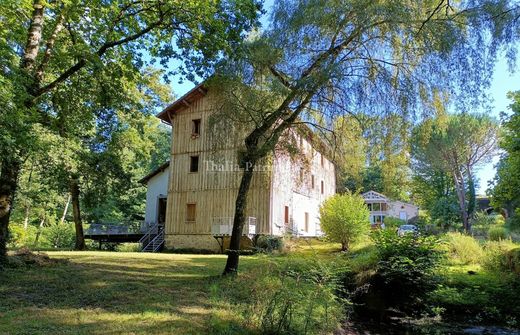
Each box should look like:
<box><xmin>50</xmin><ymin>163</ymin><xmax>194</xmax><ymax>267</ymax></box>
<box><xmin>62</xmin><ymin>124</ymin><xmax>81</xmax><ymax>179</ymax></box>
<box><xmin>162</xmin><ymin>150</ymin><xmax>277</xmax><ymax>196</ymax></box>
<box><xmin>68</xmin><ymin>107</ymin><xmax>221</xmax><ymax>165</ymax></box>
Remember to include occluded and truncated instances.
<box><xmin>186</xmin><ymin>204</ymin><xmax>196</xmax><ymax>222</ymax></box>
<box><xmin>284</xmin><ymin>206</ymin><xmax>289</xmax><ymax>224</ymax></box>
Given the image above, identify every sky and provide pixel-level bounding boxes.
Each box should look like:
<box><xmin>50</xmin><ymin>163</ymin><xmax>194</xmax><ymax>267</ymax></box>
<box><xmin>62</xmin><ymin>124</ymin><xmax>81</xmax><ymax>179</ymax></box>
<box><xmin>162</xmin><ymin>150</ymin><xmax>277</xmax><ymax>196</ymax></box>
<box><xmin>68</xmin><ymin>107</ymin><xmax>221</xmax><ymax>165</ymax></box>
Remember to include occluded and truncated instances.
<box><xmin>163</xmin><ymin>3</ymin><xmax>520</xmax><ymax>196</ymax></box>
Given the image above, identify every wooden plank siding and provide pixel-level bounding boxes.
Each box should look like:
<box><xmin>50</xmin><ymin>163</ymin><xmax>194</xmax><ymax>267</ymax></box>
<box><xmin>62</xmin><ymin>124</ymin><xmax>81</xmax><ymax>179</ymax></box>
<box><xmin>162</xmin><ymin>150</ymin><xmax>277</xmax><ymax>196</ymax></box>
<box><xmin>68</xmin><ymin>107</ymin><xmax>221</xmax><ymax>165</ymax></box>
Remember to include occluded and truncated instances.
<box><xmin>164</xmin><ymin>92</ymin><xmax>272</xmax><ymax>239</ymax></box>
<box><xmin>162</xmin><ymin>88</ymin><xmax>336</xmax><ymax>250</ymax></box>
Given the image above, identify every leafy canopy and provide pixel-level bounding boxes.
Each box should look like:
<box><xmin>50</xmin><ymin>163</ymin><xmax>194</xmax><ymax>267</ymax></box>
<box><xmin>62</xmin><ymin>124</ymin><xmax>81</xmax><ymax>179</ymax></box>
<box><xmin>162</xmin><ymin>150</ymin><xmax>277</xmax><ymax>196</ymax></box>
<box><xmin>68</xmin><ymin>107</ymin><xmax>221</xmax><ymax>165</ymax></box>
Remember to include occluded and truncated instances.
<box><xmin>319</xmin><ymin>192</ymin><xmax>370</xmax><ymax>251</ymax></box>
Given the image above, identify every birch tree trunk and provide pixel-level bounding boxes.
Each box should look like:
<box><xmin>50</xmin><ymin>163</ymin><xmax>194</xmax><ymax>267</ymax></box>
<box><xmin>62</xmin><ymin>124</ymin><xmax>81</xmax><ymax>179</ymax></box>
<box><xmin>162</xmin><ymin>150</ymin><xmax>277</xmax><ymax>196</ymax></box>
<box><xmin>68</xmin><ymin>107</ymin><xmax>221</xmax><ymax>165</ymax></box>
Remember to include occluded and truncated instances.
<box><xmin>60</xmin><ymin>194</ymin><xmax>71</xmax><ymax>225</ymax></box>
<box><xmin>23</xmin><ymin>207</ymin><xmax>30</xmax><ymax>230</ymax></box>
<box><xmin>34</xmin><ymin>215</ymin><xmax>45</xmax><ymax>246</ymax></box>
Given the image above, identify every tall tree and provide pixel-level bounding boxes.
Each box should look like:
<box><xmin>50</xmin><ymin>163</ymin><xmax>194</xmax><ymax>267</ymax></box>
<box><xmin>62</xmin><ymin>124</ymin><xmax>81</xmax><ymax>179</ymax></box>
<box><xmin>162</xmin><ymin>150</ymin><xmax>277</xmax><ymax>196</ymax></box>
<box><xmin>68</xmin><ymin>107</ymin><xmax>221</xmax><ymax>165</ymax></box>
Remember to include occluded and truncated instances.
<box><xmin>212</xmin><ymin>0</ymin><xmax>518</xmax><ymax>274</ymax></box>
<box><xmin>490</xmin><ymin>91</ymin><xmax>520</xmax><ymax>219</ymax></box>
<box><xmin>0</xmin><ymin>0</ymin><xmax>260</xmax><ymax>262</ymax></box>
<box><xmin>412</xmin><ymin>113</ymin><xmax>499</xmax><ymax>231</ymax></box>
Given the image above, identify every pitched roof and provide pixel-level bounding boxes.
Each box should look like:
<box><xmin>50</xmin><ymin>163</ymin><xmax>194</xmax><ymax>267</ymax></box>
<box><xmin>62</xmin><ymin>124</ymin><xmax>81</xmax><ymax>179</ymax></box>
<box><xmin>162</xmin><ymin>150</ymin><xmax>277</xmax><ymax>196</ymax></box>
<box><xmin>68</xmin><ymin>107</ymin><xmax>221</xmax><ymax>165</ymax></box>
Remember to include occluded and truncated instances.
<box><xmin>156</xmin><ymin>83</ymin><xmax>207</xmax><ymax>124</ymax></box>
<box><xmin>138</xmin><ymin>161</ymin><xmax>170</xmax><ymax>184</ymax></box>
<box><xmin>362</xmin><ymin>190</ymin><xmax>389</xmax><ymax>201</ymax></box>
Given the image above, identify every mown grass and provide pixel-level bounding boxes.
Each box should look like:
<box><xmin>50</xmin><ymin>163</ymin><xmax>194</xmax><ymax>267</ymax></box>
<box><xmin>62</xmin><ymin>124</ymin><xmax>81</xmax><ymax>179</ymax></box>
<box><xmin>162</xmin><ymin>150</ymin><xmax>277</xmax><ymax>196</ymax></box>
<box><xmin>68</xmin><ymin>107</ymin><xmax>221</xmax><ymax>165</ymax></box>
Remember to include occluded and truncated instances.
<box><xmin>0</xmin><ymin>251</ymin><xmax>270</xmax><ymax>335</ymax></box>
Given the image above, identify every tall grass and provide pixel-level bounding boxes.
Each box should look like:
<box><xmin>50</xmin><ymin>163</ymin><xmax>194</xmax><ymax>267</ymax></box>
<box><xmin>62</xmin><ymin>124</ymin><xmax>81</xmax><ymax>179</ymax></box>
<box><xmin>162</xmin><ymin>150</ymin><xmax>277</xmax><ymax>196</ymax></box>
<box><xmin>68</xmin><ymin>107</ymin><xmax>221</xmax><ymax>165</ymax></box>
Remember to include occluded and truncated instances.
<box><xmin>444</xmin><ymin>232</ymin><xmax>483</xmax><ymax>265</ymax></box>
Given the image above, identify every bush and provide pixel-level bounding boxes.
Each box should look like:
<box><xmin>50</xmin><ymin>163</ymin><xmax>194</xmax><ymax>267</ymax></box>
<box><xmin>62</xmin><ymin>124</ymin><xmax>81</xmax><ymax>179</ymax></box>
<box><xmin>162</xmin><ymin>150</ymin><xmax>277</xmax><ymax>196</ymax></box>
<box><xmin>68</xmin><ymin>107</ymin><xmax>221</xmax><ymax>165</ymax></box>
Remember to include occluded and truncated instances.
<box><xmin>483</xmin><ymin>240</ymin><xmax>518</xmax><ymax>273</ymax></box>
<box><xmin>7</xmin><ymin>224</ymin><xmax>30</xmax><ymax>248</ymax></box>
<box><xmin>319</xmin><ymin>192</ymin><xmax>370</xmax><ymax>251</ymax></box>
<box><xmin>117</xmin><ymin>243</ymin><xmax>141</xmax><ymax>252</ymax></box>
<box><xmin>488</xmin><ymin>226</ymin><xmax>509</xmax><ymax>241</ymax></box>
<box><xmin>383</xmin><ymin>217</ymin><xmax>405</xmax><ymax>229</ymax></box>
<box><xmin>41</xmin><ymin>222</ymin><xmax>75</xmax><ymax>249</ymax></box>
<box><xmin>255</xmin><ymin>235</ymin><xmax>284</xmax><ymax>253</ymax></box>
<box><xmin>430</xmin><ymin>197</ymin><xmax>461</xmax><ymax>230</ymax></box>
<box><xmin>367</xmin><ymin>229</ymin><xmax>445</xmax><ymax>313</ymax></box>
<box><xmin>211</xmin><ymin>258</ymin><xmax>345</xmax><ymax>334</ymax></box>
<box><xmin>444</xmin><ymin>232</ymin><xmax>483</xmax><ymax>265</ymax></box>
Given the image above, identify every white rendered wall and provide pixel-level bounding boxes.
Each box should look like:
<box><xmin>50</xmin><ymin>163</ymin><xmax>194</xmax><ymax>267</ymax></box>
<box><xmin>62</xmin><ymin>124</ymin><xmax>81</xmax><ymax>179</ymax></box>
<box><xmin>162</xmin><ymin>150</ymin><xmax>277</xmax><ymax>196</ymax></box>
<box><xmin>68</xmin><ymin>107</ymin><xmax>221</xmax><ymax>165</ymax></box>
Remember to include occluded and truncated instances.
<box><xmin>144</xmin><ymin>169</ymin><xmax>169</xmax><ymax>224</ymax></box>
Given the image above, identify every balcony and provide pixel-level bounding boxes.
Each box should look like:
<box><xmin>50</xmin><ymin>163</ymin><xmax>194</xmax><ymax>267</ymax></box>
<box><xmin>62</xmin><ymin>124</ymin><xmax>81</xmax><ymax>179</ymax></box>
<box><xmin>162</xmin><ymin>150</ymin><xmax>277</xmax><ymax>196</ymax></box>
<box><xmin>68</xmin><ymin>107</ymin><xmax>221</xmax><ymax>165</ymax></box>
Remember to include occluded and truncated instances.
<box><xmin>211</xmin><ymin>217</ymin><xmax>257</xmax><ymax>236</ymax></box>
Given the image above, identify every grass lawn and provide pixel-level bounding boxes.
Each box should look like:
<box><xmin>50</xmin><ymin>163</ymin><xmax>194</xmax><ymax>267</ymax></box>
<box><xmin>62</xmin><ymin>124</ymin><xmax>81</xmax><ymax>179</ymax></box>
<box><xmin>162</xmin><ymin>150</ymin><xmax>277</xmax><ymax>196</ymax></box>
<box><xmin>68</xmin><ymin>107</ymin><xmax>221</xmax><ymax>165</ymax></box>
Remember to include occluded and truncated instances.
<box><xmin>0</xmin><ymin>251</ymin><xmax>270</xmax><ymax>335</ymax></box>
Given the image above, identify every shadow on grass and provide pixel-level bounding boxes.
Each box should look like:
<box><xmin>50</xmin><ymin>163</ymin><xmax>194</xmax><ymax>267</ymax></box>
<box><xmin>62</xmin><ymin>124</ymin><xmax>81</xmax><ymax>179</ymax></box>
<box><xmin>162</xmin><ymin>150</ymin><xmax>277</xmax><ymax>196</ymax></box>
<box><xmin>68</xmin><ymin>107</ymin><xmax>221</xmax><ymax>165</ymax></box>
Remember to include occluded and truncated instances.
<box><xmin>0</xmin><ymin>253</ymin><xmax>257</xmax><ymax>334</ymax></box>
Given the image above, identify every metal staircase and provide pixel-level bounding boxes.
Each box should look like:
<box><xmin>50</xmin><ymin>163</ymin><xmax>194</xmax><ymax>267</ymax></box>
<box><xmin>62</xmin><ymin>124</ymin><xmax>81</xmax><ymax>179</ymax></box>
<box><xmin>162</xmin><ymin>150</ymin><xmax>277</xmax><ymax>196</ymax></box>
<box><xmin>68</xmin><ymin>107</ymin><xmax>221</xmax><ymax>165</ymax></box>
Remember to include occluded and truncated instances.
<box><xmin>139</xmin><ymin>223</ymin><xmax>164</xmax><ymax>252</ymax></box>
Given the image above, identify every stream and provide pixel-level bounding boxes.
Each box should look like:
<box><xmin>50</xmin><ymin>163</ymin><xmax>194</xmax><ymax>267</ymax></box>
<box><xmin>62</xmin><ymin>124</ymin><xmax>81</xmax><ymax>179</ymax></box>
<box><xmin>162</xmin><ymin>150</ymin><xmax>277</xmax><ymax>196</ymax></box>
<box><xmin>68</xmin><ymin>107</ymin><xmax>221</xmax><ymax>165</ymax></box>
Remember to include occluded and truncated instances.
<box><xmin>340</xmin><ymin>319</ymin><xmax>520</xmax><ymax>335</ymax></box>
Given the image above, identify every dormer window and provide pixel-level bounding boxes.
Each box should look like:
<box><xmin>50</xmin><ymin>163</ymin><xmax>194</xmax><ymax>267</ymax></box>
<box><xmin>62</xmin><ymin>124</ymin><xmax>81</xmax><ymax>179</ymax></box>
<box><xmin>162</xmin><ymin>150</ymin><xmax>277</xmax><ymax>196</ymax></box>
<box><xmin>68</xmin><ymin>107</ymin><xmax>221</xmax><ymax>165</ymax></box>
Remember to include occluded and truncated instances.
<box><xmin>192</xmin><ymin>119</ymin><xmax>201</xmax><ymax>138</ymax></box>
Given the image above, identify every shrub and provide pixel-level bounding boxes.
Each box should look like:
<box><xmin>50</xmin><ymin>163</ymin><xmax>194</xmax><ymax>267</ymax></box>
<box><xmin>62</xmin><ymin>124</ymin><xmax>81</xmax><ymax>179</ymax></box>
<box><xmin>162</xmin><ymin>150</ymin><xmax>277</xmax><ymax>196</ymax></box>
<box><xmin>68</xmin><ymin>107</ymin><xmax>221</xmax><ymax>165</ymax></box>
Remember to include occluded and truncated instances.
<box><xmin>41</xmin><ymin>222</ymin><xmax>75</xmax><ymax>249</ymax></box>
<box><xmin>211</xmin><ymin>258</ymin><xmax>345</xmax><ymax>334</ymax></box>
<box><xmin>7</xmin><ymin>224</ymin><xmax>28</xmax><ymax>248</ymax></box>
<box><xmin>488</xmin><ymin>226</ymin><xmax>509</xmax><ymax>241</ymax></box>
<box><xmin>483</xmin><ymin>240</ymin><xmax>518</xmax><ymax>273</ymax></box>
<box><xmin>255</xmin><ymin>235</ymin><xmax>284</xmax><ymax>253</ymax></box>
<box><xmin>319</xmin><ymin>192</ymin><xmax>370</xmax><ymax>251</ymax></box>
<box><xmin>383</xmin><ymin>217</ymin><xmax>405</xmax><ymax>229</ymax></box>
<box><xmin>444</xmin><ymin>232</ymin><xmax>483</xmax><ymax>265</ymax></box>
<box><xmin>117</xmin><ymin>243</ymin><xmax>141</xmax><ymax>252</ymax></box>
<box><xmin>368</xmin><ymin>229</ymin><xmax>445</xmax><ymax>313</ymax></box>
<box><xmin>430</xmin><ymin>197</ymin><xmax>461</xmax><ymax>230</ymax></box>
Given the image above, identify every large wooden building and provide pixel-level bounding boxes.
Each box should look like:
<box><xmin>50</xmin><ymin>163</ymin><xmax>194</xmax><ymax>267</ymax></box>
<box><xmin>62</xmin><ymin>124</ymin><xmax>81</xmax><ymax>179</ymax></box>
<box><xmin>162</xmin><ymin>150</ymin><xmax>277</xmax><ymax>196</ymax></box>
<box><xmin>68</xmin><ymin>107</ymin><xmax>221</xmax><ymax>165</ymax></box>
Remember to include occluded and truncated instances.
<box><xmin>147</xmin><ymin>84</ymin><xmax>336</xmax><ymax>251</ymax></box>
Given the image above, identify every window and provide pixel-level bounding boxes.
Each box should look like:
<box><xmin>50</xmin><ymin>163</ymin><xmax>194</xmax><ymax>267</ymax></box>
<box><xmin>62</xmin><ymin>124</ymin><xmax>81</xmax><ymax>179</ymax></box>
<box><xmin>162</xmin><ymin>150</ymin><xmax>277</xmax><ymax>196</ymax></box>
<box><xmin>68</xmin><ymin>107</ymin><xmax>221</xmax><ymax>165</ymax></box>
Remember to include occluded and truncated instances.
<box><xmin>186</xmin><ymin>204</ymin><xmax>196</xmax><ymax>222</ymax></box>
<box><xmin>321</xmin><ymin>154</ymin><xmax>324</xmax><ymax>167</ymax></box>
<box><xmin>320</xmin><ymin>180</ymin><xmax>324</xmax><ymax>194</ymax></box>
<box><xmin>367</xmin><ymin>203</ymin><xmax>372</xmax><ymax>211</ymax></box>
<box><xmin>190</xmin><ymin>156</ymin><xmax>199</xmax><ymax>172</ymax></box>
<box><xmin>299</xmin><ymin>135</ymin><xmax>303</xmax><ymax>147</ymax></box>
<box><xmin>311</xmin><ymin>175</ymin><xmax>315</xmax><ymax>189</ymax></box>
<box><xmin>192</xmin><ymin>119</ymin><xmax>201</xmax><ymax>136</ymax></box>
<box><xmin>304</xmin><ymin>212</ymin><xmax>309</xmax><ymax>232</ymax></box>
<box><xmin>284</xmin><ymin>206</ymin><xmax>289</xmax><ymax>224</ymax></box>
<box><xmin>299</xmin><ymin>167</ymin><xmax>304</xmax><ymax>181</ymax></box>
<box><xmin>372</xmin><ymin>203</ymin><xmax>381</xmax><ymax>211</ymax></box>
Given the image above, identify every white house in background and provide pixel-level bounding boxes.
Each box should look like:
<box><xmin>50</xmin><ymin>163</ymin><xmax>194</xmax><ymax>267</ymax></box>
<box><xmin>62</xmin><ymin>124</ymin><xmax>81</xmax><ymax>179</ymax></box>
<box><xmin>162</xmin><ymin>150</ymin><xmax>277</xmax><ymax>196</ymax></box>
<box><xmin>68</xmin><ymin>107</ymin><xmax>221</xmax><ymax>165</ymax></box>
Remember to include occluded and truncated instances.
<box><xmin>362</xmin><ymin>190</ymin><xmax>419</xmax><ymax>227</ymax></box>
<box><xmin>139</xmin><ymin>161</ymin><xmax>170</xmax><ymax>226</ymax></box>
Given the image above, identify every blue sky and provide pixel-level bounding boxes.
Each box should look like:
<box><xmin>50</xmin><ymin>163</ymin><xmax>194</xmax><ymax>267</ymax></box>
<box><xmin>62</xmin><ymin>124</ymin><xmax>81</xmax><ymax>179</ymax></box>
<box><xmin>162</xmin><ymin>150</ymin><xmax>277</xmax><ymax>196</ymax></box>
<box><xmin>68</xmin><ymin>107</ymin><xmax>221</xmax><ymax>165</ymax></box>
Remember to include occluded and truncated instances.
<box><xmin>163</xmin><ymin>2</ymin><xmax>519</xmax><ymax>195</ymax></box>
<box><xmin>474</xmin><ymin>56</ymin><xmax>520</xmax><ymax>194</ymax></box>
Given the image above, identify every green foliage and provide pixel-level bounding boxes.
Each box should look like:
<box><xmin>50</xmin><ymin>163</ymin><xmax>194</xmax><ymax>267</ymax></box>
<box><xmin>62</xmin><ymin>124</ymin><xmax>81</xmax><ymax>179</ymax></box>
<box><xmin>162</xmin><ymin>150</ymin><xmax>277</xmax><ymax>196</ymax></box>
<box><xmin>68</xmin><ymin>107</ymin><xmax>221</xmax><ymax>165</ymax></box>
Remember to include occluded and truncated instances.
<box><xmin>483</xmin><ymin>240</ymin><xmax>518</xmax><ymax>273</ymax></box>
<box><xmin>490</xmin><ymin>92</ymin><xmax>520</xmax><ymax>222</ymax></box>
<box><xmin>383</xmin><ymin>216</ymin><xmax>405</xmax><ymax>229</ymax></box>
<box><xmin>488</xmin><ymin>226</ymin><xmax>509</xmax><ymax>241</ymax></box>
<box><xmin>255</xmin><ymin>235</ymin><xmax>284</xmax><ymax>253</ymax></box>
<box><xmin>444</xmin><ymin>232</ymin><xmax>483</xmax><ymax>265</ymax></box>
<box><xmin>41</xmin><ymin>223</ymin><xmax>75</xmax><ymax>249</ymax></box>
<box><xmin>429</xmin><ymin>196</ymin><xmax>461</xmax><ymax>229</ymax></box>
<box><xmin>116</xmin><ymin>243</ymin><xmax>141</xmax><ymax>252</ymax></box>
<box><xmin>212</xmin><ymin>258</ymin><xmax>345</xmax><ymax>335</ymax></box>
<box><xmin>319</xmin><ymin>193</ymin><xmax>370</xmax><ymax>251</ymax></box>
<box><xmin>411</xmin><ymin>113</ymin><xmax>499</xmax><ymax>231</ymax></box>
<box><xmin>370</xmin><ymin>229</ymin><xmax>445</xmax><ymax>308</ymax></box>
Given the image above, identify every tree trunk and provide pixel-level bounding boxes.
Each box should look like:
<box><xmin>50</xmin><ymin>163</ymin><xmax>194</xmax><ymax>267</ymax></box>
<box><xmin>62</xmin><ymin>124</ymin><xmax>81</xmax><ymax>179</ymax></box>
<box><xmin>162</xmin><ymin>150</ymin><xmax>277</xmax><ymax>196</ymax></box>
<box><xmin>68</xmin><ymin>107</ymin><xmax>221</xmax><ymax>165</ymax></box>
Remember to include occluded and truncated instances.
<box><xmin>21</xmin><ymin>0</ymin><xmax>45</xmax><ymax>73</ymax></box>
<box><xmin>453</xmin><ymin>170</ymin><xmax>470</xmax><ymax>233</ymax></box>
<box><xmin>70</xmin><ymin>178</ymin><xmax>85</xmax><ymax>250</ymax></box>
<box><xmin>60</xmin><ymin>194</ymin><xmax>71</xmax><ymax>225</ymax></box>
<box><xmin>0</xmin><ymin>159</ymin><xmax>22</xmax><ymax>264</ymax></box>
<box><xmin>34</xmin><ymin>215</ymin><xmax>45</xmax><ymax>246</ymax></box>
<box><xmin>223</xmin><ymin>161</ymin><xmax>256</xmax><ymax>275</ymax></box>
<box><xmin>466</xmin><ymin>169</ymin><xmax>476</xmax><ymax>221</ymax></box>
<box><xmin>23</xmin><ymin>206</ymin><xmax>30</xmax><ymax>230</ymax></box>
